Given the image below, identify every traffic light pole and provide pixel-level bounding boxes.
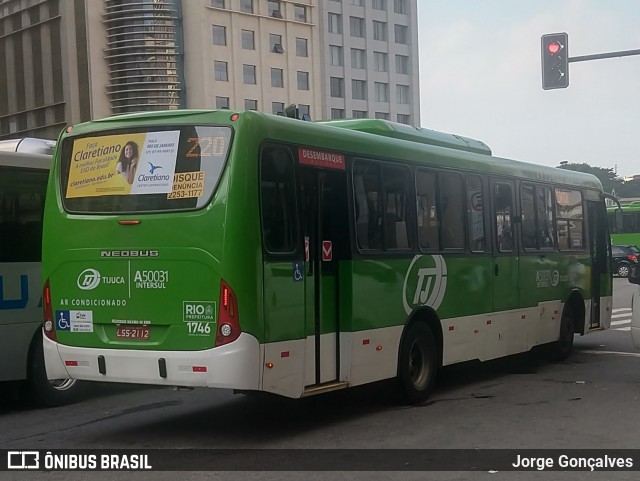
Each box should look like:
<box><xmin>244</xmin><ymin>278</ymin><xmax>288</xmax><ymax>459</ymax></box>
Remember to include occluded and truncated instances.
<box><xmin>542</xmin><ymin>31</ymin><xmax>640</xmax><ymax>89</ymax></box>
<box><xmin>568</xmin><ymin>48</ymin><xmax>640</xmax><ymax>63</ymax></box>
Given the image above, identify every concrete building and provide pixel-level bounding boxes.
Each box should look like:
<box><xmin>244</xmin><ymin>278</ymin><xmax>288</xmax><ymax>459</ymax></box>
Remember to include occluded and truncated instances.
<box><xmin>320</xmin><ymin>0</ymin><xmax>419</xmax><ymax>123</ymax></box>
<box><xmin>0</xmin><ymin>0</ymin><xmax>420</xmax><ymax>140</ymax></box>
<box><xmin>188</xmin><ymin>0</ymin><xmax>322</xmax><ymax>119</ymax></box>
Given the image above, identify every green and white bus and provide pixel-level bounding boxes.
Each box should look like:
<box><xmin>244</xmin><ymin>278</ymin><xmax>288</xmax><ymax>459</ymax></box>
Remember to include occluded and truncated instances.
<box><xmin>42</xmin><ymin>111</ymin><xmax>613</xmax><ymax>403</ymax></box>
<box><xmin>0</xmin><ymin>138</ymin><xmax>81</xmax><ymax>406</ymax></box>
<box><xmin>608</xmin><ymin>202</ymin><xmax>640</xmax><ymax>246</ymax></box>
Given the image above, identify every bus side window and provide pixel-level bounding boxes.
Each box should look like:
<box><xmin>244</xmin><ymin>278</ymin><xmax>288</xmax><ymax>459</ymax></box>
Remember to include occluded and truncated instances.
<box><xmin>494</xmin><ymin>182</ymin><xmax>514</xmax><ymax>252</ymax></box>
<box><xmin>536</xmin><ymin>186</ymin><xmax>555</xmax><ymax>248</ymax></box>
<box><xmin>416</xmin><ymin>169</ymin><xmax>438</xmax><ymax>250</ymax></box>
<box><xmin>521</xmin><ymin>184</ymin><xmax>537</xmax><ymax>250</ymax></box>
<box><xmin>521</xmin><ymin>183</ymin><xmax>555</xmax><ymax>251</ymax></box>
<box><xmin>22</xmin><ymin>221</ymin><xmax>43</xmax><ymax>262</ymax></box>
<box><xmin>440</xmin><ymin>172</ymin><xmax>464</xmax><ymax>249</ymax></box>
<box><xmin>466</xmin><ymin>175</ymin><xmax>485</xmax><ymax>252</ymax></box>
<box><xmin>0</xmin><ymin>168</ymin><xmax>48</xmax><ymax>262</ymax></box>
<box><xmin>0</xmin><ymin>222</ymin><xmax>23</xmax><ymax>263</ymax></box>
<box><xmin>555</xmin><ymin>188</ymin><xmax>583</xmax><ymax>250</ymax></box>
<box><xmin>353</xmin><ymin>161</ymin><xmax>382</xmax><ymax>250</ymax></box>
<box><xmin>382</xmin><ymin>165</ymin><xmax>412</xmax><ymax>250</ymax></box>
<box><xmin>260</xmin><ymin>146</ymin><xmax>298</xmax><ymax>254</ymax></box>
<box><xmin>353</xmin><ymin>172</ymin><xmax>369</xmax><ymax>249</ymax></box>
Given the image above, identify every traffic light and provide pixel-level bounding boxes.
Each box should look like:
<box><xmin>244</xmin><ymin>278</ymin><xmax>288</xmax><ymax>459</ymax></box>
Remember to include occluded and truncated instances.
<box><xmin>541</xmin><ymin>33</ymin><xmax>569</xmax><ymax>89</ymax></box>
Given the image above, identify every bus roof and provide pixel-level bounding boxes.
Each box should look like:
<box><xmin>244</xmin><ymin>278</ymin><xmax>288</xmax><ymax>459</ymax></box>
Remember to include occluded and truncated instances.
<box><xmin>0</xmin><ymin>137</ymin><xmax>56</xmax><ymax>155</ymax></box>
<box><xmin>60</xmin><ymin>109</ymin><xmax>604</xmax><ymax>192</ymax></box>
<box><xmin>317</xmin><ymin>119</ymin><xmax>493</xmax><ymax>155</ymax></box>
<box><xmin>608</xmin><ymin>202</ymin><xmax>640</xmax><ymax>212</ymax></box>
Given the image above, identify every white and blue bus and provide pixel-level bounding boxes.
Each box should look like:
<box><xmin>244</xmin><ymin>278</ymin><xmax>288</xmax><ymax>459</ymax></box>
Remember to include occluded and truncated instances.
<box><xmin>0</xmin><ymin>138</ymin><xmax>81</xmax><ymax>406</ymax></box>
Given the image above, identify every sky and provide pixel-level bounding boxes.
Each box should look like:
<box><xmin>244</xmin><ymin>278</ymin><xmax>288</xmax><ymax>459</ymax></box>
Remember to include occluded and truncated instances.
<box><xmin>417</xmin><ymin>0</ymin><xmax>640</xmax><ymax>178</ymax></box>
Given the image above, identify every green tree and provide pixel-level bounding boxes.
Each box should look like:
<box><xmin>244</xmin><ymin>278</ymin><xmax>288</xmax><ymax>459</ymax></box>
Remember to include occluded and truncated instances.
<box><xmin>617</xmin><ymin>178</ymin><xmax>640</xmax><ymax>198</ymax></box>
<box><xmin>557</xmin><ymin>162</ymin><xmax>623</xmax><ymax>195</ymax></box>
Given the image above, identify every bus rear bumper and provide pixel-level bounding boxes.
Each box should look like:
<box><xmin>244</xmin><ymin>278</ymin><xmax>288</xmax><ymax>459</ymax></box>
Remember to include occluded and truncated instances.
<box><xmin>43</xmin><ymin>333</ymin><xmax>261</xmax><ymax>390</ymax></box>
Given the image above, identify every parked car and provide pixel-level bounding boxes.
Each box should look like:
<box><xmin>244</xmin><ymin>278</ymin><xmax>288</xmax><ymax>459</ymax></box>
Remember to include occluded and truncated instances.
<box><xmin>612</xmin><ymin>244</ymin><xmax>640</xmax><ymax>277</ymax></box>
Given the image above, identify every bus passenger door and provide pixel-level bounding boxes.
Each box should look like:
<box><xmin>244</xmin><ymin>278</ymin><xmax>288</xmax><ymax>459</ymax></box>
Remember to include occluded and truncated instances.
<box><xmin>260</xmin><ymin>145</ymin><xmax>307</xmax><ymax>397</ymax></box>
<box><xmin>490</xmin><ymin>179</ymin><xmax>519</xmax><ymax>312</ymax></box>
<box><xmin>300</xmin><ymin>168</ymin><xmax>348</xmax><ymax>388</ymax></box>
<box><xmin>587</xmin><ymin>200</ymin><xmax>611</xmax><ymax>328</ymax></box>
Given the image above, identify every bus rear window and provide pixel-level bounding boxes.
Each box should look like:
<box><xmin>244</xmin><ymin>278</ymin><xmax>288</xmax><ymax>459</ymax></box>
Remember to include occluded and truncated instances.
<box><xmin>60</xmin><ymin>125</ymin><xmax>232</xmax><ymax>213</ymax></box>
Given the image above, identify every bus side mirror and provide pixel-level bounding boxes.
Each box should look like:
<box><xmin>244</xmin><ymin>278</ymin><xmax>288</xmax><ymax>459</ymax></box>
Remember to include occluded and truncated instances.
<box><xmin>629</xmin><ymin>265</ymin><xmax>640</xmax><ymax>285</ymax></box>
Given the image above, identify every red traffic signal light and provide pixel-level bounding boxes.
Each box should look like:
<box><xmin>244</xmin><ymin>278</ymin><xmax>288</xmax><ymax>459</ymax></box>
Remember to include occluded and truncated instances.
<box><xmin>541</xmin><ymin>33</ymin><xmax>569</xmax><ymax>90</ymax></box>
<box><xmin>547</xmin><ymin>42</ymin><xmax>561</xmax><ymax>55</ymax></box>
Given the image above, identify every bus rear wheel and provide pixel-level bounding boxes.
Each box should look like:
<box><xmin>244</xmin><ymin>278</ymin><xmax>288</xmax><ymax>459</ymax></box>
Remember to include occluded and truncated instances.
<box><xmin>397</xmin><ymin>322</ymin><xmax>438</xmax><ymax>404</ymax></box>
<box><xmin>27</xmin><ymin>331</ymin><xmax>83</xmax><ymax>407</ymax></box>
<box><xmin>550</xmin><ymin>306</ymin><xmax>575</xmax><ymax>361</ymax></box>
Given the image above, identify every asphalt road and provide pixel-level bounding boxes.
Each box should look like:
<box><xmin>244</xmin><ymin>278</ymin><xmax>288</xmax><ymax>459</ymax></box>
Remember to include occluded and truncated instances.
<box><xmin>1</xmin><ymin>277</ymin><xmax>639</xmax><ymax>481</ymax></box>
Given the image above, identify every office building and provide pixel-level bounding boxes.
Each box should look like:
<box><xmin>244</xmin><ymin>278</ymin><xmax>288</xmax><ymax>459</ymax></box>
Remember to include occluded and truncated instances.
<box><xmin>0</xmin><ymin>0</ymin><xmax>419</xmax><ymax>140</ymax></box>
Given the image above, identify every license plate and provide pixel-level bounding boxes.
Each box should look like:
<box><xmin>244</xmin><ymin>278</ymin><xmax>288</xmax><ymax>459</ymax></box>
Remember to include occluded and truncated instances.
<box><xmin>115</xmin><ymin>325</ymin><xmax>150</xmax><ymax>340</ymax></box>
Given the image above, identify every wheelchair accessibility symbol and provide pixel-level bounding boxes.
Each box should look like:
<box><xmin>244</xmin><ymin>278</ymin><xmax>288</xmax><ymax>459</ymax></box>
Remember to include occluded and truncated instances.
<box><xmin>293</xmin><ymin>261</ymin><xmax>304</xmax><ymax>282</ymax></box>
<box><xmin>55</xmin><ymin>310</ymin><xmax>71</xmax><ymax>331</ymax></box>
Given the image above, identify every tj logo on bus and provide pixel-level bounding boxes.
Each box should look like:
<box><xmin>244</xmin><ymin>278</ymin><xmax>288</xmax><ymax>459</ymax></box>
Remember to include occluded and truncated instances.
<box><xmin>402</xmin><ymin>255</ymin><xmax>448</xmax><ymax>315</ymax></box>
<box><xmin>77</xmin><ymin>269</ymin><xmax>126</xmax><ymax>290</ymax></box>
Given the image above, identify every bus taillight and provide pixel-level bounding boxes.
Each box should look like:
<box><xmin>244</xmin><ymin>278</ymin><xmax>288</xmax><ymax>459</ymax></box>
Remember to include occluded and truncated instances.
<box><xmin>43</xmin><ymin>279</ymin><xmax>57</xmax><ymax>342</ymax></box>
<box><xmin>216</xmin><ymin>279</ymin><xmax>240</xmax><ymax>347</ymax></box>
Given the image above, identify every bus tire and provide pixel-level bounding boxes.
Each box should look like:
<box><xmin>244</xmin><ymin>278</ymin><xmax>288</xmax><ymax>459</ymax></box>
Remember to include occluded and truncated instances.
<box><xmin>550</xmin><ymin>305</ymin><xmax>575</xmax><ymax>362</ymax></box>
<box><xmin>27</xmin><ymin>331</ymin><xmax>83</xmax><ymax>407</ymax></box>
<box><xmin>397</xmin><ymin>322</ymin><xmax>438</xmax><ymax>404</ymax></box>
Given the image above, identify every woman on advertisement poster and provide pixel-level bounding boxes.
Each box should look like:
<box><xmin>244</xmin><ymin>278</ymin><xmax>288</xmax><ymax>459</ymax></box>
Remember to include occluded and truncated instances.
<box><xmin>115</xmin><ymin>141</ymin><xmax>139</xmax><ymax>185</ymax></box>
